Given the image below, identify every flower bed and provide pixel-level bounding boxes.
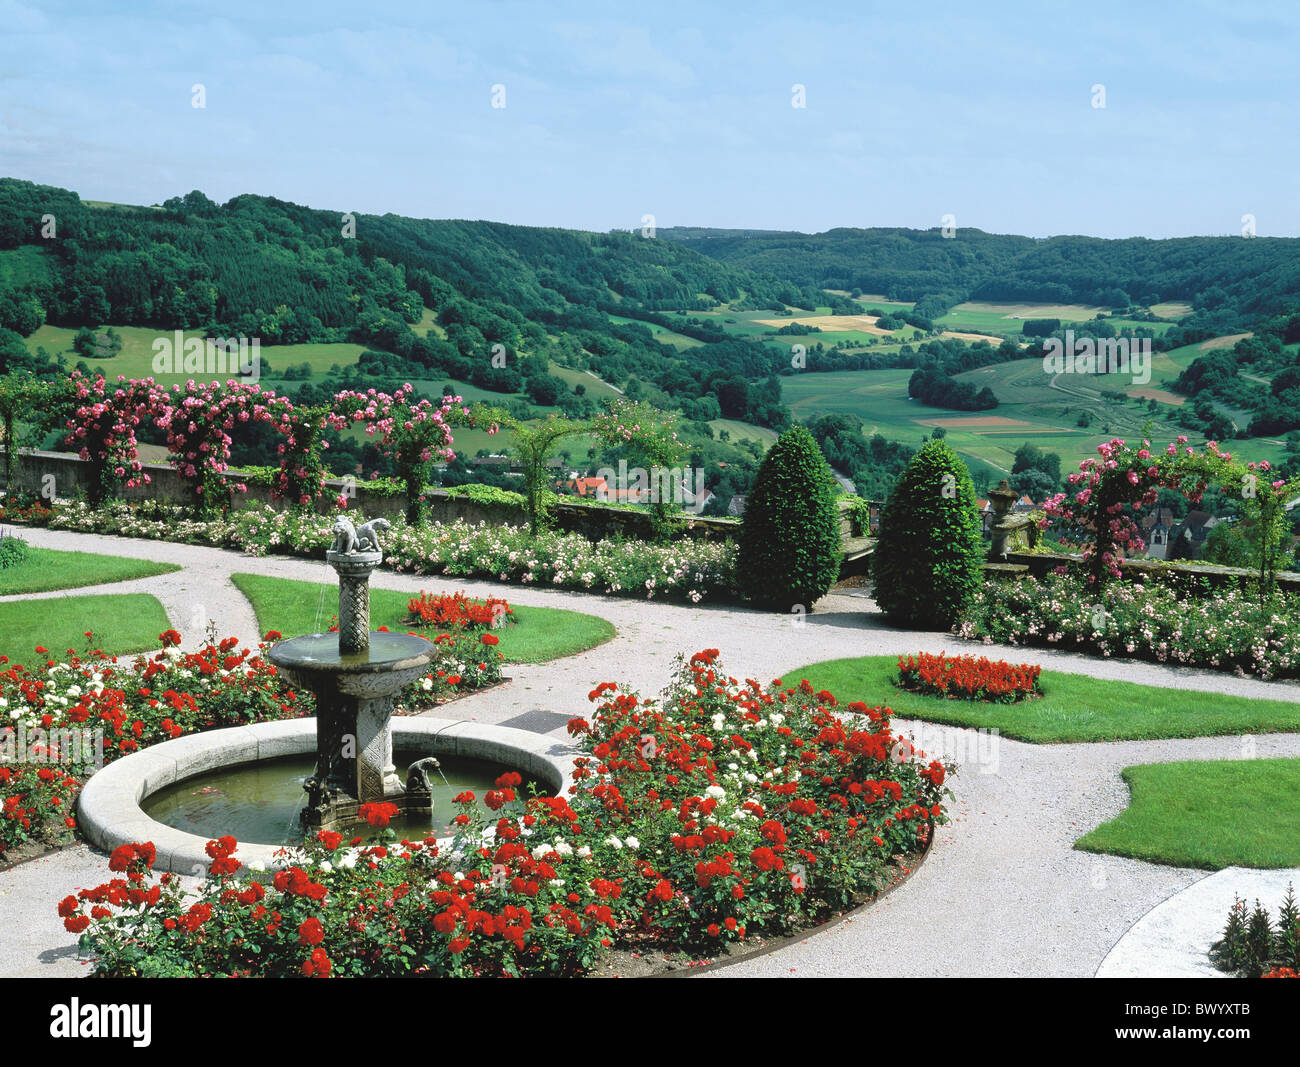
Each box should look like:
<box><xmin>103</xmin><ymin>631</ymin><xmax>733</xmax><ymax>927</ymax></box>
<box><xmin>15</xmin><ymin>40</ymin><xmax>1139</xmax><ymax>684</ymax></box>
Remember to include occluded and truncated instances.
<box><xmin>406</xmin><ymin>590</ymin><xmax>513</xmax><ymax>630</ymax></box>
<box><xmin>0</xmin><ymin>632</ymin><xmax>307</xmax><ymax>860</ymax></box>
<box><xmin>896</xmin><ymin>652</ymin><xmax>1042</xmax><ymax>703</ymax></box>
<box><xmin>958</xmin><ymin>572</ymin><xmax>1300</xmax><ymax>679</ymax></box>
<box><xmin>1211</xmin><ymin>888</ymin><xmax>1300</xmax><ymax>978</ymax></box>
<box><xmin>36</xmin><ymin>500</ymin><xmax>738</xmax><ymax>603</ymax></box>
<box><xmin>56</xmin><ymin>649</ymin><xmax>953</xmax><ymax>977</ymax></box>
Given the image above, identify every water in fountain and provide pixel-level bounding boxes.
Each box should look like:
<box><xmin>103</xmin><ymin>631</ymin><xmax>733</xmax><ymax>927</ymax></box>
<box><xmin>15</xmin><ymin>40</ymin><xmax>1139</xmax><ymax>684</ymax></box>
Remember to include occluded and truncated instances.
<box><xmin>143</xmin><ymin>752</ymin><xmax>545</xmax><ymax>845</ymax></box>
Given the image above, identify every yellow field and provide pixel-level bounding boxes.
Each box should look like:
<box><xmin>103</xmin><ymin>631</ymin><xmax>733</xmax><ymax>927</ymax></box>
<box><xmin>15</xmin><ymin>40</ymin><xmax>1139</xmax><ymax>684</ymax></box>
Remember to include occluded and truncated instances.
<box><xmin>753</xmin><ymin>314</ymin><xmax>895</xmax><ymax>335</ymax></box>
<box><xmin>1130</xmin><ymin>387</ymin><xmax>1185</xmax><ymax>406</ymax></box>
<box><xmin>1198</xmin><ymin>332</ymin><xmax>1252</xmax><ymax>351</ymax></box>
<box><xmin>939</xmin><ymin>330</ymin><xmax>1009</xmax><ymax>345</ymax></box>
<box><xmin>1149</xmin><ymin>302</ymin><xmax>1193</xmax><ymax>319</ymax></box>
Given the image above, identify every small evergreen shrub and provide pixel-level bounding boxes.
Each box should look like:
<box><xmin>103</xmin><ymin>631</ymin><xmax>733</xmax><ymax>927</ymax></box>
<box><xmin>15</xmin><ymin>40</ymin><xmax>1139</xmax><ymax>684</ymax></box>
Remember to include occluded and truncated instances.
<box><xmin>738</xmin><ymin>424</ymin><xmax>842</xmax><ymax>611</ymax></box>
<box><xmin>1211</xmin><ymin>888</ymin><xmax>1300</xmax><ymax>978</ymax></box>
<box><xmin>872</xmin><ymin>438</ymin><xmax>984</xmax><ymax>628</ymax></box>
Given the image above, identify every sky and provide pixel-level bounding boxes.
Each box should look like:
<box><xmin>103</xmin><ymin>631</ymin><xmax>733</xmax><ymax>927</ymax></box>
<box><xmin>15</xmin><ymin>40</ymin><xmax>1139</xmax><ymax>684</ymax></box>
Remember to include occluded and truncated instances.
<box><xmin>2</xmin><ymin>0</ymin><xmax>1297</xmax><ymax>239</ymax></box>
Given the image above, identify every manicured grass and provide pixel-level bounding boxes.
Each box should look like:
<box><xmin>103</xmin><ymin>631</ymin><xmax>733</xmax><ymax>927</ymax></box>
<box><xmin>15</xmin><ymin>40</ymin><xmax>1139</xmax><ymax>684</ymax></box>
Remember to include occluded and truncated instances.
<box><xmin>230</xmin><ymin>573</ymin><xmax>615</xmax><ymax>664</ymax></box>
<box><xmin>1075</xmin><ymin>759</ymin><xmax>1300</xmax><ymax>869</ymax></box>
<box><xmin>0</xmin><ymin>546</ymin><xmax>181</xmax><ymax>595</ymax></box>
<box><xmin>783</xmin><ymin>655</ymin><xmax>1300</xmax><ymax>743</ymax></box>
<box><xmin>0</xmin><ymin>593</ymin><xmax>173</xmax><ymax>659</ymax></box>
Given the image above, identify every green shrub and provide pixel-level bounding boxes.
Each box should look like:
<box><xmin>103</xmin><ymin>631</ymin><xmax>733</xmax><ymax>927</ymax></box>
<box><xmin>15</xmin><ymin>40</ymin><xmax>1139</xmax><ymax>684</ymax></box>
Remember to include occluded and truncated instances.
<box><xmin>738</xmin><ymin>424</ymin><xmax>842</xmax><ymax>611</ymax></box>
<box><xmin>872</xmin><ymin>438</ymin><xmax>984</xmax><ymax>628</ymax></box>
<box><xmin>0</xmin><ymin>533</ymin><xmax>29</xmax><ymax>569</ymax></box>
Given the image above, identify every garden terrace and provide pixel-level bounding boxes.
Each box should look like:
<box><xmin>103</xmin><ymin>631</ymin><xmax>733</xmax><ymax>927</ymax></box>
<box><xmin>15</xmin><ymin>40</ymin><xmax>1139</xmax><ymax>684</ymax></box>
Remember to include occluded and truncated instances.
<box><xmin>1</xmin><ymin>527</ymin><xmax>1299</xmax><ymax>980</ymax></box>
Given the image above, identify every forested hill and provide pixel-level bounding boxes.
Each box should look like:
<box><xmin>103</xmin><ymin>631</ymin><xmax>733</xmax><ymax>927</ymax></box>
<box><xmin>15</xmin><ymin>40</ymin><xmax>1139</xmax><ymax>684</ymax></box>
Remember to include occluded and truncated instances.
<box><xmin>0</xmin><ymin>178</ymin><xmax>816</xmax><ymax>425</ymax></box>
<box><xmin>0</xmin><ymin>179</ymin><xmax>827</xmax><ymax>332</ymax></box>
<box><xmin>659</xmin><ymin>226</ymin><xmax>1300</xmax><ymax>325</ymax></box>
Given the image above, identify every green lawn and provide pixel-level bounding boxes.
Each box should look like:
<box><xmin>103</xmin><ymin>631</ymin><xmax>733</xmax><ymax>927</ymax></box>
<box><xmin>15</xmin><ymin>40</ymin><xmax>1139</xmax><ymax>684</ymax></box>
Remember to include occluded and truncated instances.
<box><xmin>782</xmin><ymin>655</ymin><xmax>1300</xmax><ymax>743</ymax></box>
<box><xmin>230</xmin><ymin>573</ymin><xmax>615</xmax><ymax>664</ymax></box>
<box><xmin>0</xmin><ymin>547</ymin><xmax>181</xmax><ymax>595</ymax></box>
<box><xmin>0</xmin><ymin>593</ymin><xmax>173</xmax><ymax>660</ymax></box>
<box><xmin>1075</xmin><ymin>759</ymin><xmax>1300</xmax><ymax>869</ymax></box>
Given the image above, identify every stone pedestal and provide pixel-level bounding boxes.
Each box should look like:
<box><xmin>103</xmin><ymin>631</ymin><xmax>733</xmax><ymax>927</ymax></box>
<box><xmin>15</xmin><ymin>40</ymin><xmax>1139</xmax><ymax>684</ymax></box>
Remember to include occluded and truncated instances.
<box><xmin>326</xmin><ymin>549</ymin><xmax>381</xmax><ymax>656</ymax></box>
<box><xmin>987</xmin><ymin>479</ymin><xmax>1020</xmax><ymax>561</ymax></box>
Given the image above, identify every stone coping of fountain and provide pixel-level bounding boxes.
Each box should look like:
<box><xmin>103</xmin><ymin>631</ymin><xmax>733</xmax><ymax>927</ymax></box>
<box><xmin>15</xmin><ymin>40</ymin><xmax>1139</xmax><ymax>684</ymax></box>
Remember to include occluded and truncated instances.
<box><xmin>77</xmin><ymin>717</ymin><xmax>580</xmax><ymax>875</ymax></box>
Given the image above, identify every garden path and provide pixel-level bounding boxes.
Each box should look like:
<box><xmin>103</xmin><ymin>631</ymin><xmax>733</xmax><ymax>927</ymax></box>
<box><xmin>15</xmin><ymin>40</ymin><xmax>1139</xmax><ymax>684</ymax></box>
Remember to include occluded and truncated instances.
<box><xmin>3</xmin><ymin>527</ymin><xmax>1300</xmax><ymax>978</ymax></box>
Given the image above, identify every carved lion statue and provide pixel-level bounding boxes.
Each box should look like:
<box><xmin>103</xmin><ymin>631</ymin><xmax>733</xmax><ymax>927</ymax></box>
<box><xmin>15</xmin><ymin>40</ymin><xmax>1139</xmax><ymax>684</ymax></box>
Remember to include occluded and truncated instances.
<box><xmin>355</xmin><ymin>517</ymin><xmax>391</xmax><ymax>552</ymax></box>
<box><xmin>330</xmin><ymin>516</ymin><xmax>358</xmax><ymax>554</ymax></box>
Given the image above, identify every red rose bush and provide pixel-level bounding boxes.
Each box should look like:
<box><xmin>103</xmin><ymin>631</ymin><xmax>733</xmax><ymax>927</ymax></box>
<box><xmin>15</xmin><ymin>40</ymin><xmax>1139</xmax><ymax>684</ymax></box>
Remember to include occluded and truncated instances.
<box><xmin>1</xmin><ymin>632</ymin><xmax>307</xmax><ymax>857</ymax></box>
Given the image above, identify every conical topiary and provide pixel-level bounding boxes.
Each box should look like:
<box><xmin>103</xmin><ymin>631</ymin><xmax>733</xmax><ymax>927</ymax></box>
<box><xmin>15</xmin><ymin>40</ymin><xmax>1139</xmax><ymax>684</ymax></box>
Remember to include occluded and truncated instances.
<box><xmin>738</xmin><ymin>424</ymin><xmax>842</xmax><ymax>611</ymax></box>
<box><xmin>872</xmin><ymin>437</ymin><xmax>984</xmax><ymax>628</ymax></box>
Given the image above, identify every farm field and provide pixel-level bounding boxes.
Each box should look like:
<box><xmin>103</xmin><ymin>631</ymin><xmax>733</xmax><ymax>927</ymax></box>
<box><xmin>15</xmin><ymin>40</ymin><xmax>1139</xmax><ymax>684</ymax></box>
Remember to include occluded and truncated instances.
<box><xmin>782</xmin><ymin>354</ymin><xmax>1286</xmax><ymax>484</ymax></box>
<box><xmin>934</xmin><ymin>301</ymin><xmax>1178</xmax><ymax>339</ymax></box>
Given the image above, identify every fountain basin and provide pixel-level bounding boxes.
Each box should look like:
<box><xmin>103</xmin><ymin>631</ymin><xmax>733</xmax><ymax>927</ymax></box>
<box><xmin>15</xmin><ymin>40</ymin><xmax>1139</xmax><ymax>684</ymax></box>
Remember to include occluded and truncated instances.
<box><xmin>77</xmin><ymin>718</ymin><xmax>579</xmax><ymax>874</ymax></box>
<box><xmin>143</xmin><ymin>751</ymin><xmax>545</xmax><ymax>845</ymax></box>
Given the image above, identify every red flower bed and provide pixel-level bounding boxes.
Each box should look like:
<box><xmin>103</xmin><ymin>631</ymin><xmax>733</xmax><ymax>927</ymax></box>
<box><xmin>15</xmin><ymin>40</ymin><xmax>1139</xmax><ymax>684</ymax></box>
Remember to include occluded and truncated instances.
<box><xmin>406</xmin><ymin>590</ymin><xmax>512</xmax><ymax>630</ymax></box>
<box><xmin>56</xmin><ymin>649</ymin><xmax>953</xmax><ymax>977</ymax></box>
<box><xmin>1</xmin><ymin>633</ymin><xmax>307</xmax><ymax>858</ymax></box>
<box><xmin>896</xmin><ymin>651</ymin><xmax>1042</xmax><ymax>704</ymax></box>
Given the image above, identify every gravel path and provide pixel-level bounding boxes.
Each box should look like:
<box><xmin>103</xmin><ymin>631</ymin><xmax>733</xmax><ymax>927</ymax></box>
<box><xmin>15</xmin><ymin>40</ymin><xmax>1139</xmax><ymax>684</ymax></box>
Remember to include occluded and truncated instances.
<box><xmin>3</xmin><ymin>527</ymin><xmax>1299</xmax><ymax>978</ymax></box>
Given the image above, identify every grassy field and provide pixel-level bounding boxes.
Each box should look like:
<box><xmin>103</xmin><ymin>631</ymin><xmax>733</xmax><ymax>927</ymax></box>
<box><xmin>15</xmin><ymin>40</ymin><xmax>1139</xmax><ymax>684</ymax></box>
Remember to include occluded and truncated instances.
<box><xmin>0</xmin><ymin>593</ymin><xmax>172</xmax><ymax>660</ymax></box>
<box><xmin>780</xmin><ymin>655</ymin><xmax>1300</xmax><ymax>743</ymax></box>
<box><xmin>0</xmin><ymin>246</ymin><xmax>56</xmax><ymax>289</ymax></box>
<box><xmin>707</xmin><ymin>418</ymin><xmax>778</xmax><ymax>447</ymax></box>
<box><xmin>1075</xmin><ymin>759</ymin><xmax>1300</xmax><ymax>869</ymax></box>
<box><xmin>934</xmin><ymin>301</ymin><xmax>1178</xmax><ymax>340</ymax></box>
<box><xmin>549</xmin><ymin>365</ymin><xmax>623</xmax><ymax>401</ymax></box>
<box><xmin>24</xmin><ymin>323</ymin><xmax>375</xmax><ymax>387</ymax></box>
<box><xmin>0</xmin><ymin>547</ymin><xmax>180</xmax><ymax>595</ymax></box>
<box><xmin>230</xmin><ymin>574</ymin><xmax>615</xmax><ymax>664</ymax></box>
<box><xmin>606</xmin><ymin>314</ymin><xmax>703</xmax><ymax>349</ymax></box>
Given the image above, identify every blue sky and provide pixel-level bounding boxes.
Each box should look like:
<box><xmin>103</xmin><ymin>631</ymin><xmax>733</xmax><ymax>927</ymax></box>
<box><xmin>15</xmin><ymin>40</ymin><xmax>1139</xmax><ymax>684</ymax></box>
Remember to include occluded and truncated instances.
<box><xmin>2</xmin><ymin>0</ymin><xmax>1297</xmax><ymax>238</ymax></box>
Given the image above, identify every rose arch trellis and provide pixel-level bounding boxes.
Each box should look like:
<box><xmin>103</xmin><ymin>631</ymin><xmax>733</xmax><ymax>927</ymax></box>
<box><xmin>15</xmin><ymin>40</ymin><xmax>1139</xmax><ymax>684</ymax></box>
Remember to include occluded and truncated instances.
<box><xmin>1041</xmin><ymin>434</ymin><xmax>1300</xmax><ymax>602</ymax></box>
<box><xmin>61</xmin><ymin>375</ymin><xmax>352</xmax><ymax>515</ymax></box>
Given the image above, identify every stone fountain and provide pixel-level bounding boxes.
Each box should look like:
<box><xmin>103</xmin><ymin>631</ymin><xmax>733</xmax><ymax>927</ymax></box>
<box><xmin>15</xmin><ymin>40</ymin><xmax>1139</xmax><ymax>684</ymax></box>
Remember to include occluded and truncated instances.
<box><xmin>267</xmin><ymin>516</ymin><xmax>441</xmax><ymax>831</ymax></box>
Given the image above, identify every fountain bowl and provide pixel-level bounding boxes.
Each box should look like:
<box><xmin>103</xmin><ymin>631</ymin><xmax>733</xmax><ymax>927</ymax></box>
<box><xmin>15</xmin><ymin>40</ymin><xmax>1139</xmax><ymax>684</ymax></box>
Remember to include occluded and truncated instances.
<box><xmin>77</xmin><ymin>718</ymin><xmax>580</xmax><ymax>874</ymax></box>
<box><xmin>267</xmin><ymin>630</ymin><xmax>436</xmax><ymax>700</ymax></box>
